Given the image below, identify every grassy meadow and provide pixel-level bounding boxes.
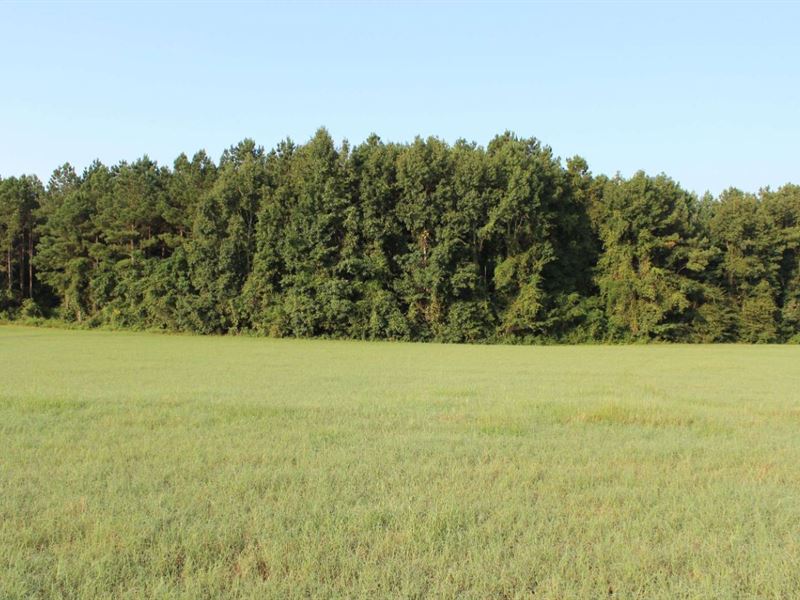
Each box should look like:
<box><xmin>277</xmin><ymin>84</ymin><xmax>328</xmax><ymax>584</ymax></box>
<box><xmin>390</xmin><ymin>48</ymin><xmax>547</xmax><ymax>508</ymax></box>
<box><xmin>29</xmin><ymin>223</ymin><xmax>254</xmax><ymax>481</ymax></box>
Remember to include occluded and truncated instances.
<box><xmin>1</xmin><ymin>325</ymin><xmax>800</xmax><ymax>598</ymax></box>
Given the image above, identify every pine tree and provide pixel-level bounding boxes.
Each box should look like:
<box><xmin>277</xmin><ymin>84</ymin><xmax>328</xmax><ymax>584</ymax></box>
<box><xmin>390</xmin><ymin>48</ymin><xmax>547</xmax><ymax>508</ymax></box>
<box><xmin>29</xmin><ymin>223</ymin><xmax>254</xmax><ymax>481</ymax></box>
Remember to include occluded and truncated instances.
<box><xmin>594</xmin><ymin>172</ymin><xmax>697</xmax><ymax>340</ymax></box>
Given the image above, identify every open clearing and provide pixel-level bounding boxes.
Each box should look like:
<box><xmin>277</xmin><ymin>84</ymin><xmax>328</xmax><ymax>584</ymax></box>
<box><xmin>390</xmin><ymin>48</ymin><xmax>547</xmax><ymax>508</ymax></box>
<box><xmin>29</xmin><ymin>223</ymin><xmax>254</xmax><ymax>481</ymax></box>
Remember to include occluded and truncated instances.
<box><xmin>1</xmin><ymin>326</ymin><xmax>799</xmax><ymax>598</ymax></box>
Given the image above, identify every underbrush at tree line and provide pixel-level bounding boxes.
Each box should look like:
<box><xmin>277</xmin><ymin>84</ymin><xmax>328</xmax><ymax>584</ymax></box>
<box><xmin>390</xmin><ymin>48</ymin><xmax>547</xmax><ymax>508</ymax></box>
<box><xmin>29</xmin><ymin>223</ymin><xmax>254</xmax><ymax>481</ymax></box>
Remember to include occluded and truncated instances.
<box><xmin>1</xmin><ymin>129</ymin><xmax>798</xmax><ymax>342</ymax></box>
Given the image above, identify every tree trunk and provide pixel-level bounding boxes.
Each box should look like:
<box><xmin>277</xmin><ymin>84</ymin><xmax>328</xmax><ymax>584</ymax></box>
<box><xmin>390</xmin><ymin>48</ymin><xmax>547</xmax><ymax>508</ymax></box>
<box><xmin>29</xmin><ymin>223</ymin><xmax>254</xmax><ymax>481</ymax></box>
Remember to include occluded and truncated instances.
<box><xmin>19</xmin><ymin>243</ymin><xmax>24</xmax><ymax>294</ymax></box>
<box><xmin>6</xmin><ymin>250</ymin><xmax>11</xmax><ymax>292</ymax></box>
<box><xmin>28</xmin><ymin>233</ymin><xmax>34</xmax><ymax>299</ymax></box>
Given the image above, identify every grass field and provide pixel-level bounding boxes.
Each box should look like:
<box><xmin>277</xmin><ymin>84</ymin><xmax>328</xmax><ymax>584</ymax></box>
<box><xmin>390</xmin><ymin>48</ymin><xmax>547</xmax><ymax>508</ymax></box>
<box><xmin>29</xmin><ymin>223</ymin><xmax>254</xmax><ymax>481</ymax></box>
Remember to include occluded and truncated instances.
<box><xmin>1</xmin><ymin>325</ymin><xmax>799</xmax><ymax>598</ymax></box>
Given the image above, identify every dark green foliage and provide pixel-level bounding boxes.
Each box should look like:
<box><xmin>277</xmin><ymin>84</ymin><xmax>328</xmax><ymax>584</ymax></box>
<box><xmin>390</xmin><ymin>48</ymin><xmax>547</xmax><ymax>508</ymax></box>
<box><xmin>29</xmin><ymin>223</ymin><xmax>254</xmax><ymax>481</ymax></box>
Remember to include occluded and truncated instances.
<box><xmin>2</xmin><ymin>129</ymin><xmax>798</xmax><ymax>342</ymax></box>
<box><xmin>594</xmin><ymin>172</ymin><xmax>699</xmax><ymax>341</ymax></box>
<box><xmin>185</xmin><ymin>140</ymin><xmax>264</xmax><ymax>332</ymax></box>
<box><xmin>0</xmin><ymin>174</ymin><xmax>43</xmax><ymax>315</ymax></box>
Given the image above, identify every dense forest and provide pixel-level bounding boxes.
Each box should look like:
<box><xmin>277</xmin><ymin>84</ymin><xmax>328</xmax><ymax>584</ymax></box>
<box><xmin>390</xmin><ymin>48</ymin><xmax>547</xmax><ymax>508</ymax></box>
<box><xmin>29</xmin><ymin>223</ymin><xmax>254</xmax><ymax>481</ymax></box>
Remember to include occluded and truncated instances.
<box><xmin>1</xmin><ymin>129</ymin><xmax>798</xmax><ymax>343</ymax></box>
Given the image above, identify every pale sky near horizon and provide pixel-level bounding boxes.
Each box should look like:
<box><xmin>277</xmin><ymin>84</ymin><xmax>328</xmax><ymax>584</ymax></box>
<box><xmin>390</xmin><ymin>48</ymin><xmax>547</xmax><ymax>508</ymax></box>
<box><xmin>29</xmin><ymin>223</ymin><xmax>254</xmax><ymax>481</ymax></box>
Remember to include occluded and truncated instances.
<box><xmin>1</xmin><ymin>1</ymin><xmax>798</xmax><ymax>195</ymax></box>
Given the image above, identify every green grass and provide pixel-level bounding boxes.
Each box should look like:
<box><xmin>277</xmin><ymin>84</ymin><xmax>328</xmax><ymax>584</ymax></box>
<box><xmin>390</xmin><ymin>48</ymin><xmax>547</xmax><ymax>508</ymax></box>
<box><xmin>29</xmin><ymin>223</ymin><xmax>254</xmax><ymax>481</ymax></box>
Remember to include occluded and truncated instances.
<box><xmin>1</xmin><ymin>325</ymin><xmax>800</xmax><ymax>599</ymax></box>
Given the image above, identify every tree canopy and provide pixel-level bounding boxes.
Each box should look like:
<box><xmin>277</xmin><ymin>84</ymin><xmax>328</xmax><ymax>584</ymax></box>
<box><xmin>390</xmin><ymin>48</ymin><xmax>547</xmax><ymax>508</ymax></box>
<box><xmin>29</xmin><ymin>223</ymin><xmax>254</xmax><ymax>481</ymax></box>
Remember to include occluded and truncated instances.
<box><xmin>2</xmin><ymin>129</ymin><xmax>798</xmax><ymax>343</ymax></box>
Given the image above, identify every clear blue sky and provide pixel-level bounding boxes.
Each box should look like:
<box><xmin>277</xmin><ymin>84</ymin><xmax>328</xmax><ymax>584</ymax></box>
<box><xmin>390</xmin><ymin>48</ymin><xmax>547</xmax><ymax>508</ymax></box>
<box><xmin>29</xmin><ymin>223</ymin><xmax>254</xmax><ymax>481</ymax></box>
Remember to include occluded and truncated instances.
<box><xmin>1</xmin><ymin>1</ymin><xmax>798</xmax><ymax>195</ymax></box>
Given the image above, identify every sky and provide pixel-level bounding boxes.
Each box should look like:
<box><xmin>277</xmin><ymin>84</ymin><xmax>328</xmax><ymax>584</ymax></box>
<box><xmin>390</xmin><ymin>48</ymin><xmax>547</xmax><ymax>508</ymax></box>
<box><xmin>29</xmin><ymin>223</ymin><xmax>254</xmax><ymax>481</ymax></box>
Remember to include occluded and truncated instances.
<box><xmin>1</xmin><ymin>1</ymin><xmax>798</xmax><ymax>195</ymax></box>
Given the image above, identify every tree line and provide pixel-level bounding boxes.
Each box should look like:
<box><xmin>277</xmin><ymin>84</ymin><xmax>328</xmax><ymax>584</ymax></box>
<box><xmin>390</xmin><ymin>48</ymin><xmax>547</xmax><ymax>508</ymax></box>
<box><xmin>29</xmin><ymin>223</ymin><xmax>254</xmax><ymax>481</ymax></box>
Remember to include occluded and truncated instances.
<box><xmin>1</xmin><ymin>129</ymin><xmax>798</xmax><ymax>343</ymax></box>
